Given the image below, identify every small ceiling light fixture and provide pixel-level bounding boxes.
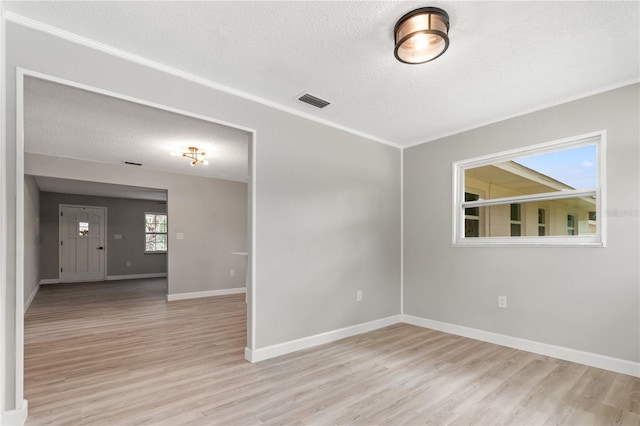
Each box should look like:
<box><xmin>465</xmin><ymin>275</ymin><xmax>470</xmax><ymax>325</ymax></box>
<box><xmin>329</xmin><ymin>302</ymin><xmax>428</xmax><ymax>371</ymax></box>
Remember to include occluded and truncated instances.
<box><xmin>394</xmin><ymin>7</ymin><xmax>450</xmax><ymax>64</ymax></box>
<box><xmin>182</xmin><ymin>146</ymin><xmax>208</xmax><ymax>166</ymax></box>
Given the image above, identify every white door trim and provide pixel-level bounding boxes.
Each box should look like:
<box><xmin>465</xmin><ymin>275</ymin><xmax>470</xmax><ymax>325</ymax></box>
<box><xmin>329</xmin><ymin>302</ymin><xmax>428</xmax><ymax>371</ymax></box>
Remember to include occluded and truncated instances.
<box><xmin>58</xmin><ymin>204</ymin><xmax>107</xmax><ymax>283</ymax></box>
<box><xmin>0</xmin><ymin>6</ymin><xmax>9</xmax><ymax>416</ymax></box>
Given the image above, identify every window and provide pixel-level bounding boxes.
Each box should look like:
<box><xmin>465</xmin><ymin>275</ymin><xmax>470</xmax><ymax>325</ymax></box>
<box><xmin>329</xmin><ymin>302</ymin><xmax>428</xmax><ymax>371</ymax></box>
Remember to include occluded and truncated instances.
<box><xmin>464</xmin><ymin>192</ymin><xmax>481</xmax><ymax>237</ymax></box>
<box><xmin>453</xmin><ymin>131</ymin><xmax>605</xmax><ymax>246</ymax></box>
<box><xmin>78</xmin><ymin>222</ymin><xmax>89</xmax><ymax>236</ymax></box>
<box><xmin>567</xmin><ymin>214</ymin><xmax>576</xmax><ymax>235</ymax></box>
<box><xmin>538</xmin><ymin>208</ymin><xmax>546</xmax><ymax>236</ymax></box>
<box><xmin>145</xmin><ymin>213</ymin><xmax>167</xmax><ymax>253</ymax></box>
<box><xmin>510</xmin><ymin>204</ymin><xmax>522</xmax><ymax>236</ymax></box>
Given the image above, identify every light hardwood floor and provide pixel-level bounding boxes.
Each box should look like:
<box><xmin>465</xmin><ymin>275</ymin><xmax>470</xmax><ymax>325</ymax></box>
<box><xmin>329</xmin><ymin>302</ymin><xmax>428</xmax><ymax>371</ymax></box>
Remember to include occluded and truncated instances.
<box><xmin>25</xmin><ymin>279</ymin><xmax>639</xmax><ymax>425</ymax></box>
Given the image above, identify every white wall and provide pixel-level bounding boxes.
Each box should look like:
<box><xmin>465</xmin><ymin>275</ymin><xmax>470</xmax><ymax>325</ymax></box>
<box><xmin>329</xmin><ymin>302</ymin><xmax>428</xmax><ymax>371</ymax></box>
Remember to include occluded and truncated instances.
<box><xmin>404</xmin><ymin>83</ymin><xmax>639</xmax><ymax>363</ymax></box>
<box><xmin>23</xmin><ymin>176</ymin><xmax>39</xmax><ymax>310</ymax></box>
<box><xmin>26</xmin><ymin>155</ymin><xmax>248</xmax><ymax>294</ymax></box>
<box><xmin>2</xmin><ymin>20</ymin><xmax>402</xmax><ymax>414</ymax></box>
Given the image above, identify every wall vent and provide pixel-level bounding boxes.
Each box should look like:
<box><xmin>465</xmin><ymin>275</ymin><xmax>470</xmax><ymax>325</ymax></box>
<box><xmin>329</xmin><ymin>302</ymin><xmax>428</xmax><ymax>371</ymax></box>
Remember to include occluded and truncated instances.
<box><xmin>123</xmin><ymin>161</ymin><xmax>142</xmax><ymax>166</ymax></box>
<box><xmin>298</xmin><ymin>92</ymin><xmax>331</xmax><ymax>109</ymax></box>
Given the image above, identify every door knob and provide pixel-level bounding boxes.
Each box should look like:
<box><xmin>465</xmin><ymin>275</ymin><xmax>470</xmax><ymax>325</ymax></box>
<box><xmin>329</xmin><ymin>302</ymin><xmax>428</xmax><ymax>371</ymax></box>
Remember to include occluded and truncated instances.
<box><xmin>97</xmin><ymin>246</ymin><xmax>104</xmax><ymax>250</ymax></box>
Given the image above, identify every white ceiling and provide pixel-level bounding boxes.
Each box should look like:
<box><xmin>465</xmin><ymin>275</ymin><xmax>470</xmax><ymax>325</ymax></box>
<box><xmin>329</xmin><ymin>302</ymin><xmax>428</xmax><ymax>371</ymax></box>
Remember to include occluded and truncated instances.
<box><xmin>6</xmin><ymin>1</ymin><xmax>640</xmax><ymax>148</ymax></box>
<box><xmin>33</xmin><ymin>176</ymin><xmax>168</xmax><ymax>201</ymax></box>
<box><xmin>24</xmin><ymin>77</ymin><xmax>251</xmax><ymax>182</ymax></box>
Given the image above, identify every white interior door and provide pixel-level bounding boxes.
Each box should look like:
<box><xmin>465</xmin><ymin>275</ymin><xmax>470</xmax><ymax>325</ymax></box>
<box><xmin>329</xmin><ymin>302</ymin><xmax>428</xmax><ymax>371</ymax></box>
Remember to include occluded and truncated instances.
<box><xmin>59</xmin><ymin>205</ymin><xmax>106</xmax><ymax>283</ymax></box>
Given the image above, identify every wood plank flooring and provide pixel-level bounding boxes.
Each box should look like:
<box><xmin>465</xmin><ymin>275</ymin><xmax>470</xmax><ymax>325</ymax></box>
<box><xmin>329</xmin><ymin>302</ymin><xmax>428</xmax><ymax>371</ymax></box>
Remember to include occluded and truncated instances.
<box><xmin>25</xmin><ymin>279</ymin><xmax>640</xmax><ymax>425</ymax></box>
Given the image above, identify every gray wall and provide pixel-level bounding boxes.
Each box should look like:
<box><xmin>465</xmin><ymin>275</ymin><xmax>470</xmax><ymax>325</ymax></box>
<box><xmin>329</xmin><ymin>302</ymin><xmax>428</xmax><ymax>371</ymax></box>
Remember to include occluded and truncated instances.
<box><xmin>4</xmin><ymin>20</ymin><xmax>401</xmax><ymax>410</ymax></box>
<box><xmin>256</xmin><ymin>118</ymin><xmax>400</xmax><ymax>345</ymax></box>
<box><xmin>26</xmin><ymin>156</ymin><xmax>249</xmax><ymax>293</ymax></box>
<box><xmin>38</xmin><ymin>192</ymin><xmax>168</xmax><ymax>279</ymax></box>
<box><xmin>23</xmin><ymin>176</ymin><xmax>40</xmax><ymax>309</ymax></box>
<box><xmin>404</xmin><ymin>83</ymin><xmax>639</xmax><ymax>363</ymax></box>
<box><xmin>7</xmin><ymin>19</ymin><xmax>401</xmax><ymax>349</ymax></box>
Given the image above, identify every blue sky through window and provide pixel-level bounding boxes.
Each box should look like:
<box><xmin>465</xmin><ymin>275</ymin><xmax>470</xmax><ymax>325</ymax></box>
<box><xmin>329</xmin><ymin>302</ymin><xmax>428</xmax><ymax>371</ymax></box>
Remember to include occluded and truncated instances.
<box><xmin>513</xmin><ymin>145</ymin><xmax>597</xmax><ymax>189</ymax></box>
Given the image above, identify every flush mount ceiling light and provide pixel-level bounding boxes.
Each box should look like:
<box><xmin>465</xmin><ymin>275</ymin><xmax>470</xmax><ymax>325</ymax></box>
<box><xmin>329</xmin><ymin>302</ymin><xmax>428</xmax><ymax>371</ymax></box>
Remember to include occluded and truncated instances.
<box><xmin>394</xmin><ymin>7</ymin><xmax>450</xmax><ymax>64</ymax></box>
<box><xmin>182</xmin><ymin>146</ymin><xmax>208</xmax><ymax>166</ymax></box>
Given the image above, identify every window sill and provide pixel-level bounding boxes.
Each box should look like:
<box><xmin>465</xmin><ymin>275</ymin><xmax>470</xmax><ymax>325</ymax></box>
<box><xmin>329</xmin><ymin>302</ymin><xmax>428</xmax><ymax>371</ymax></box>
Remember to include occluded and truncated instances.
<box><xmin>144</xmin><ymin>251</ymin><xmax>167</xmax><ymax>255</ymax></box>
<box><xmin>453</xmin><ymin>238</ymin><xmax>605</xmax><ymax>248</ymax></box>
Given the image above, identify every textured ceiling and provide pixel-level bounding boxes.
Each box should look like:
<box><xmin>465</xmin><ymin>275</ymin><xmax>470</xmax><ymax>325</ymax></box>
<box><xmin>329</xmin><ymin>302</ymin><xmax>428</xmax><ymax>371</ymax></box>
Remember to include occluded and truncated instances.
<box><xmin>6</xmin><ymin>1</ymin><xmax>640</xmax><ymax>147</ymax></box>
<box><xmin>33</xmin><ymin>176</ymin><xmax>168</xmax><ymax>201</ymax></box>
<box><xmin>24</xmin><ymin>77</ymin><xmax>251</xmax><ymax>182</ymax></box>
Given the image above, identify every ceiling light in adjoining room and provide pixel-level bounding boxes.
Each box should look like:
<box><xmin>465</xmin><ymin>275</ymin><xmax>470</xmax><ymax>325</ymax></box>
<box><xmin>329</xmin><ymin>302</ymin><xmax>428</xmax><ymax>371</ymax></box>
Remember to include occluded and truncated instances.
<box><xmin>394</xmin><ymin>7</ymin><xmax>450</xmax><ymax>64</ymax></box>
<box><xmin>182</xmin><ymin>146</ymin><xmax>208</xmax><ymax>166</ymax></box>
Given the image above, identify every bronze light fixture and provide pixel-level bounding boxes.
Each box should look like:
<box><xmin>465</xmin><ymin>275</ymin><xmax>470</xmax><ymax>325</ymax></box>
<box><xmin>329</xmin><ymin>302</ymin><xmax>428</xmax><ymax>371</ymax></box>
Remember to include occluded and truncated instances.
<box><xmin>394</xmin><ymin>7</ymin><xmax>450</xmax><ymax>64</ymax></box>
<box><xmin>182</xmin><ymin>147</ymin><xmax>208</xmax><ymax>166</ymax></box>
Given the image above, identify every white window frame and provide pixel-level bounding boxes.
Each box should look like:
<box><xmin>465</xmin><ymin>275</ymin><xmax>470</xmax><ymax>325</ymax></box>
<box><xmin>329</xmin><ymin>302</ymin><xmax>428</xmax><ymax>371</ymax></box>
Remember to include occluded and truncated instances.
<box><xmin>452</xmin><ymin>130</ymin><xmax>606</xmax><ymax>247</ymax></box>
<box><xmin>144</xmin><ymin>212</ymin><xmax>168</xmax><ymax>253</ymax></box>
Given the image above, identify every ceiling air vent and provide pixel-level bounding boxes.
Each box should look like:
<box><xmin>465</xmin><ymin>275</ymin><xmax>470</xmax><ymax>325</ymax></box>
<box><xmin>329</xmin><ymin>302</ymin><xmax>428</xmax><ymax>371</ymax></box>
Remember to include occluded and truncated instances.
<box><xmin>298</xmin><ymin>92</ymin><xmax>331</xmax><ymax>109</ymax></box>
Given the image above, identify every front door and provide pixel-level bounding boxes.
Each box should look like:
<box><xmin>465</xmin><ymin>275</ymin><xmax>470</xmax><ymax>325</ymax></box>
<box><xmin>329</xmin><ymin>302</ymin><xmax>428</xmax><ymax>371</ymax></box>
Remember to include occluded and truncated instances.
<box><xmin>59</xmin><ymin>205</ymin><xmax>106</xmax><ymax>282</ymax></box>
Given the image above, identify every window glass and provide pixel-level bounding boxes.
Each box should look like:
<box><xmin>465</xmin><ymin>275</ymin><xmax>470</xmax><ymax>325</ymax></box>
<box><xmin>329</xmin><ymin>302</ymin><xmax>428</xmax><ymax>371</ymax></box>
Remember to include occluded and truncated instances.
<box><xmin>454</xmin><ymin>132</ymin><xmax>604</xmax><ymax>246</ymax></box>
<box><xmin>460</xmin><ymin>199</ymin><xmax>596</xmax><ymax>238</ymax></box>
<box><xmin>538</xmin><ymin>208</ymin><xmax>546</xmax><ymax>236</ymax></box>
<box><xmin>514</xmin><ymin>145</ymin><xmax>597</xmax><ymax>189</ymax></box>
<box><xmin>567</xmin><ymin>214</ymin><xmax>576</xmax><ymax>235</ymax></box>
<box><xmin>464</xmin><ymin>145</ymin><xmax>597</xmax><ymax>202</ymax></box>
<box><xmin>145</xmin><ymin>213</ymin><xmax>168</xmax><ymax>253</ymax></box>
<box><xmin>464</xmin><ymin>192</ymin><xmax>481</xmax><ymax>237</ymax></box>
<box><xmin>78</xmin><ymin>222</ymin><xmax>89</xmax><ymax>236</ymax></box>
<box><xmin>510</xmin><ymin>204</ymin><xmax>522</xmax><ymax>236</ymax></box>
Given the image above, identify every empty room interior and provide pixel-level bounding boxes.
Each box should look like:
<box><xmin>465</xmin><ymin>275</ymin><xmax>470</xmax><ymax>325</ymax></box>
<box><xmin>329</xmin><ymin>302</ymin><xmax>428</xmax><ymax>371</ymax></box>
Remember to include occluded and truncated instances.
<box><xmin>1</xmin><ymin>1</ymin><xmax>639</xmax><ymax>425</ymax></box>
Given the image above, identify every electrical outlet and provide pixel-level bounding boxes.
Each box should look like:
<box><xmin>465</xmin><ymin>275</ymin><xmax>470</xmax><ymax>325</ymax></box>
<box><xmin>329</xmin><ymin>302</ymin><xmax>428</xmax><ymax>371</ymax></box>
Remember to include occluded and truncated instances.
<box><xmin>230</xmin><ymin>269</ymin><xmax>235</xmax><ymax>277</ymax></box>
<box><xmin>357</xmin><ymin>290</ymin><xmax>363</xmax><ymax>302</ymax></box>
<box><xmin>498</xmin><ymin>295</ymin><xmax>508</xmax><ymax>308</ymax></box>
<box><xmin>126</xmin><ymin>261</ymin><xmax>131</xmax><ymax>267</ymax></box>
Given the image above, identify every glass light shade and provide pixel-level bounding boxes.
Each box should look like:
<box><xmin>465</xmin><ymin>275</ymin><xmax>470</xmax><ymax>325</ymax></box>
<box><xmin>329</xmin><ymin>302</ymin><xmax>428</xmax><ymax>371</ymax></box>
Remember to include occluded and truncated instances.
<box><xmin>394</xmin><ymin>7</ymin><xmax>450</xmax><ymax>64</ymax></box>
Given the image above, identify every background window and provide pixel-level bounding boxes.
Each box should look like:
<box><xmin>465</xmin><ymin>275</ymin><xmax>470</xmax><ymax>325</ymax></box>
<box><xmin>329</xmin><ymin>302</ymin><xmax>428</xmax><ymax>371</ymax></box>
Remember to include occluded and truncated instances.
<box><xmin>465</xmin><ymin>192</ymin><xmax>480</xmax><ymax>237</ymax></box>
<box><xmin>145</xmin><ymin>213</ymin><xmax>167</xmax><ymax>253</ymax></box>
<box><xmin>567</xmin><ymin>214</ymin><xmax>576</xmax><ymax>235</ymax></box>
<box><xmin>510</xmin><ymin>204</ymin><xmax>522</xmax><ymax>236</ymax></box>
<box><xmin>78</xmin><ymin>221</ymin><xmax>89</xmax><ymax>236</ymax></box>
<box><xmin>538</xmin><ymin>208</ymin><xmax>546</xmax><ymax>236</ymax></box>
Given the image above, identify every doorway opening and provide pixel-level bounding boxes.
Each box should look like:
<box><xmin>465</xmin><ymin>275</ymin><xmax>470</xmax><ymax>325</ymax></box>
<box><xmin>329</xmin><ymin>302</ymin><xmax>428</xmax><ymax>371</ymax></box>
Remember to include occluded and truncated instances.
<box><xmin>17</xmin><ymin>69</ymin><xmax>256</xmax><ymax>418</ymax></box>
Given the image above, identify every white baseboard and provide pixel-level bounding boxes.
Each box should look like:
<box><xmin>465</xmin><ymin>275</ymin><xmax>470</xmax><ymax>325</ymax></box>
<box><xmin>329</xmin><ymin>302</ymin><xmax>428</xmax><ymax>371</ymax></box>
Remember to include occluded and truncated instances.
<box><xmin>402</xmin><ymin>314</ymin><xmax>640</xmax><ymax>378</ymax></box>
<box><xmin>245</xmin><ymin>315</ymin><xmax>402</xmax><ymax>363</ymax></box>
<box><xmin>167</xmin><ymin>287</ymin><xmax>246</xmax><ymax>302</ymax></box>
<box><xmin>0</xmin><ymin>399</ymin><xmax>28</xmax><ymax>426</ymax></box>
<box><xmin>242</xmin><ymin>313</ymin><xmax>638</xmax><ymax>377</ymax></box>
<box><xmin>24</xmin><ymin>285</ymin><xmax>39</xmax><ymax>312</ymax></box>
<box><xmin>39</xmin><ymin>274</ymin><xmax>166</xmax><ymax>284</ymax></box>
<box><xmin>106</xmin><ymin>273</ymin><xmax>167</xmax><ymax>281</ymax></box>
